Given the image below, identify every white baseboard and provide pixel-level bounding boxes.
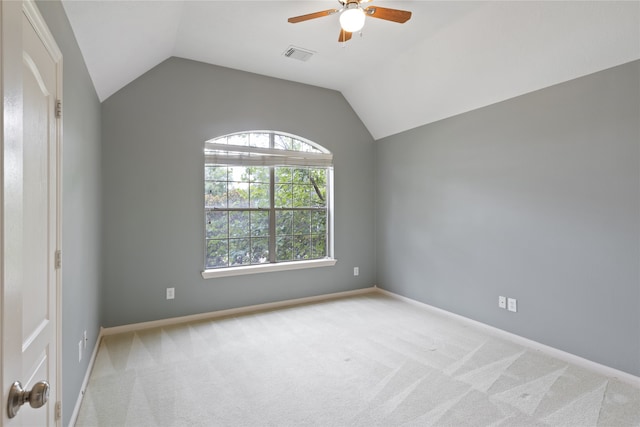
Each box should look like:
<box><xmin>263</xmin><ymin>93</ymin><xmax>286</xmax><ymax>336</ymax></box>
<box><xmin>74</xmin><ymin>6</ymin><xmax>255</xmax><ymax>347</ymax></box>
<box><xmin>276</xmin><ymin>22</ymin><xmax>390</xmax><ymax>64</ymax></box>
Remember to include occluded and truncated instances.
<box><xmin>101</xmin><ymin>286</ymin><xmax>377</xmax><ymax>336</ymax></box>
<box><xmin>67</xmin><ymin>334</ymin><xmax>102</xmax><ymax>427</ymax></box>
<box><xmin>375</xmin><ymin>287</ymin><xmax>640</xmax><ymax>387</ymax></box>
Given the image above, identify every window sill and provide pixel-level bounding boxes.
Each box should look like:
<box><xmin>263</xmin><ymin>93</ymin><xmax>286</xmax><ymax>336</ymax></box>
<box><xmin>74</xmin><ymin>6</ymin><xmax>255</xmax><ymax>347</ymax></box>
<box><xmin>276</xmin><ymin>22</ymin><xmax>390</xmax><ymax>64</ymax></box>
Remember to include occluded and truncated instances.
<box><xmin>201</xmin><ymin>258</ymin><xmax>337</xmax><ymax>279</ymax></box>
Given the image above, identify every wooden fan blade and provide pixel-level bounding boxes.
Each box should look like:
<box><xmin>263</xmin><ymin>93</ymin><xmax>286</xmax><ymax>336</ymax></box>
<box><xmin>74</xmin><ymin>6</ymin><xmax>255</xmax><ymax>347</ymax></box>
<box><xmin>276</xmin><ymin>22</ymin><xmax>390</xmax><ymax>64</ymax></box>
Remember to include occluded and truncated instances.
<box><xmin>364</xmin><ymin>6</ymin><xmax>412</xmax><ymax>23</ymax></box>
<box><xmin>339</xmin><ymin>29</ymin><xmax>352</xmax><ymax>42</ymax></box>
<box><xmin>288</xmin><ymin>9</ymin><xmax>339</xmax><ymax>23</ymax></box>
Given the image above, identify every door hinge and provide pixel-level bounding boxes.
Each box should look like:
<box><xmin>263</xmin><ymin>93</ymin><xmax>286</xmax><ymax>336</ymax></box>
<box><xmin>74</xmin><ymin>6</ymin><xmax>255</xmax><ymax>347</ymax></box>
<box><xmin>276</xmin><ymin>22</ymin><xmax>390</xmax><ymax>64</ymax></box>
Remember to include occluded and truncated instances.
<box><xmin>55</xmin><ymin>250</ymin><xmax>62</xmax><ymax>269</ymax></box>
<box><xmin>55</xmin><ymin>401</ymin><xmax>62</xmax><ymax>421</ymax></box>
<box><xmin>55</xmin><ymin>100</ymin><xmax>62</xmax><ymax>118</ymax></box>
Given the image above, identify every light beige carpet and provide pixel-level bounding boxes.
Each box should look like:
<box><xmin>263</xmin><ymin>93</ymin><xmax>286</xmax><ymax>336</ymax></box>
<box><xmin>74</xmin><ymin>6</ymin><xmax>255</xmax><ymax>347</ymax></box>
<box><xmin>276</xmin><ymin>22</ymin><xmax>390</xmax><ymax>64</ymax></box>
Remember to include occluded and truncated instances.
<box><xmin>75</xmin><ymin>292</ymin><xmax>640</xmax><ymax>426</ymax></box>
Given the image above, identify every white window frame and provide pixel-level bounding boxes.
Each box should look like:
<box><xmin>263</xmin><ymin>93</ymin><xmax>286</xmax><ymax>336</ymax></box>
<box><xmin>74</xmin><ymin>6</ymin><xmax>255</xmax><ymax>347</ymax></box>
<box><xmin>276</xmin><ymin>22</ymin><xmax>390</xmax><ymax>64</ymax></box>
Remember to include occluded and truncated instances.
<box><xmin>202</xmin><ymin>131</ymin><xmax>336</xmax><ymax>279</ymax></box>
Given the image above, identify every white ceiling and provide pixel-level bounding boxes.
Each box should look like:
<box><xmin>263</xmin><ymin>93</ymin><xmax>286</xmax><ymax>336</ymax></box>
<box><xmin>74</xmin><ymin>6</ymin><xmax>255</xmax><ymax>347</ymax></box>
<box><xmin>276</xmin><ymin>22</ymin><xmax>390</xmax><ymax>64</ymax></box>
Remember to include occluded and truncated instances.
<box><xmin>61</xmin><ymin>1</ymin><xmax>640</xmax><ymax>140</ymax></box>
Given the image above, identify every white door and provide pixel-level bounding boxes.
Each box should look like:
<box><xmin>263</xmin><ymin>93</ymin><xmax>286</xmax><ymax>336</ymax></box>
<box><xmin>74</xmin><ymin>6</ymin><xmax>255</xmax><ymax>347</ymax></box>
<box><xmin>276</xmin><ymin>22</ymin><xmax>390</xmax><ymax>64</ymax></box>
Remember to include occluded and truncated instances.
<box><xmin>1</xmin><ymin>1</ymin><xmax>62</xmax><ymax>426</ymax></box>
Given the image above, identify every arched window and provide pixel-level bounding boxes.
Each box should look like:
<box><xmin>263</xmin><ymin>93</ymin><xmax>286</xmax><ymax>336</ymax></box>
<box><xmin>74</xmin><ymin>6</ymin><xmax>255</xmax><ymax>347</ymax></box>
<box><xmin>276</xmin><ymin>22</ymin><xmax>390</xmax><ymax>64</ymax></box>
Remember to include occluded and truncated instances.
<box><xmin>202</xmin><ymin>131</ymin><xmax>335</xmax><ymax>277</ymax></box>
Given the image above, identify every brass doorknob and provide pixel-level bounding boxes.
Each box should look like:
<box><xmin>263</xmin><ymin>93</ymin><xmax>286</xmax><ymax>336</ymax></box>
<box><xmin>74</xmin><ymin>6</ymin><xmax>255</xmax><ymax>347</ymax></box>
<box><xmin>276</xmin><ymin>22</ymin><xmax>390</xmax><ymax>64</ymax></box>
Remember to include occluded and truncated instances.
<box><xmin>7</xmin><ymin>380</ymin><xmax>49</xmax><ymax>418</ymax></box>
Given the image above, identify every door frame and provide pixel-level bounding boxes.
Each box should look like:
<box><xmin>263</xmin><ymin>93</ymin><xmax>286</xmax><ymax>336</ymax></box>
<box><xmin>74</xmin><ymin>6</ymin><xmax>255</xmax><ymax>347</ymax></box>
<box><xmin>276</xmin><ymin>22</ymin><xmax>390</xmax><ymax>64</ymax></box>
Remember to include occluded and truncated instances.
<box><xmin>1</xmin><ymin>0</ymin><xmax>63</xmax><ymax>425</ymax></box>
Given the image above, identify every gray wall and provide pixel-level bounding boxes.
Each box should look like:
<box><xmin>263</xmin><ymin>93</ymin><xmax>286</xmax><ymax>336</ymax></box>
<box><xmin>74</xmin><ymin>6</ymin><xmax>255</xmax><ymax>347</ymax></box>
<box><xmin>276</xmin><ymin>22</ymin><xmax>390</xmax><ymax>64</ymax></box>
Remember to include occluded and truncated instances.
<box><xmin>101</xmin><ymin>57</ymin><xmax>376</xmax><ymax>327</ymax></box>
<box><xmin>36</xmin><ymin>1</ymin><xmax>103</xmax><ymax>425</ymax></box>
<box><xmin>375</xmin><ymin>61</ymin><xmax>640</xmax><ymax>376</ymax></box>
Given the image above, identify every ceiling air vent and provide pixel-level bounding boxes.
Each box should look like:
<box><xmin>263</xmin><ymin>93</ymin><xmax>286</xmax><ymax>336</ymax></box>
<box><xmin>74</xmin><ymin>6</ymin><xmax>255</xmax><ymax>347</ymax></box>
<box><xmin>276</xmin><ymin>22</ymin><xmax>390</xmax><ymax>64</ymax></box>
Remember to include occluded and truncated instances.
<box><xmin>283</xmin><ymin>46</ymin><xmax>315</xmax><ymax>62</ymax></box>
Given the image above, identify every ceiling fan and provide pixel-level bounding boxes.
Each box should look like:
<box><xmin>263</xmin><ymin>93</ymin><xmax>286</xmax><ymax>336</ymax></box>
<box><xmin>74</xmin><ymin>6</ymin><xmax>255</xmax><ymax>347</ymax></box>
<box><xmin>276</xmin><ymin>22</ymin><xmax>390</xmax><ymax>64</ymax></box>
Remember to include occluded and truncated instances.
<box><xmin>288</xmin><ymin>0</ymin><xmax>412</xmax><ymax>43</ymax></box>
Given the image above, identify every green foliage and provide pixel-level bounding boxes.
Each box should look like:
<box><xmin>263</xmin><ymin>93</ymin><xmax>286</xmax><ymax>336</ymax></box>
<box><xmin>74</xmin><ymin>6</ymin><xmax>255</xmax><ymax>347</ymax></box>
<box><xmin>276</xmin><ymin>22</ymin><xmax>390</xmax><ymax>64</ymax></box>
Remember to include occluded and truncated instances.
<box><xmin>274</xmin><ymin>167</ymin><xmax>327</xmax><ymax>209</ymax></box>
<box><xmin>205</xmin><ymin>165</ymin><xmax>329</xmax><ymax>268</ymax></box>
<box><xmin>251</xmin><ymin>211</ymin><xmax>269</xmax><ymax>237</ymax></box>
<box><xmin>276</xmin><ymin>211</ymin><xmax>293</xmax><ymax>235</ymax></box>
<box><xmin>206</xmin><ymin>239</ymin><xmax>227</xmax><ymax>269</ymax></box>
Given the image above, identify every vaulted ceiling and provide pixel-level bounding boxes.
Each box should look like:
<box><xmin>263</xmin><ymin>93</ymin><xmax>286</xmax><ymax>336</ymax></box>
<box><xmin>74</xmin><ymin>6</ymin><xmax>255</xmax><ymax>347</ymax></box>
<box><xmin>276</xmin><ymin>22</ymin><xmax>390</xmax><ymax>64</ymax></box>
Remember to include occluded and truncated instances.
<box><xmin>61</xmin><ymin>1</ymin><xmax>639</xmax><ymax>140</ymax></box>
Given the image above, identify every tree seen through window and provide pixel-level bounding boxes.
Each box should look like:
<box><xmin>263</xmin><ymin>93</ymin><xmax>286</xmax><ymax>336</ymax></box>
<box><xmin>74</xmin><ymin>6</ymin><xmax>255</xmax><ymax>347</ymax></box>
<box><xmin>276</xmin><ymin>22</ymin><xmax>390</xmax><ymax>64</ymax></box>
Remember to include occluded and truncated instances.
<box><xmin>204</xmin><ymin>132</ymin><xmax>332</xmax><ymax>270</ymax></box>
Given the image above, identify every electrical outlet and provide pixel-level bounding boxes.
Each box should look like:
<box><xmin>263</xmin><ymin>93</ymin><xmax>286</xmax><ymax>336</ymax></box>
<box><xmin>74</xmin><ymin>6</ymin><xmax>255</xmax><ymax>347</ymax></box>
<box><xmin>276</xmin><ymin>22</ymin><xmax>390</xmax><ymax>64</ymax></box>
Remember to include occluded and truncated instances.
<box><xmin>353</xmin><ymin>267</ymin><xmax>359</xmax><ymax>276</ymax></box>
<box><xmin>78</xmin><ymin>341</ymin><xmax>83</xmax><ymax>362</ymax></box>
<box><xmin>498</xmin><ymin>296</ymin><xmax>506</xmax><ymax>309</ymax></box>
<box><xmin>507</xmin><ymin>298</ymin><xmax>518</xmax><ymax>312</ymax></box>
<box><xmin>166</xmin><ymin>287</ymin><xmax>175</xmax><ymax>300</ymax></box>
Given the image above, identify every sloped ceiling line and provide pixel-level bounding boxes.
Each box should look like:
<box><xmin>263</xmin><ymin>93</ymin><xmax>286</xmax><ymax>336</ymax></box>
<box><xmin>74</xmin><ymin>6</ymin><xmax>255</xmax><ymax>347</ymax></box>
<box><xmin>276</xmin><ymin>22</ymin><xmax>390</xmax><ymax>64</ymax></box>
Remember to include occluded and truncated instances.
<box><xmin>61</xmin><ymin>0</ymin><xmax>640</xmax><ymax>140</ymax></box>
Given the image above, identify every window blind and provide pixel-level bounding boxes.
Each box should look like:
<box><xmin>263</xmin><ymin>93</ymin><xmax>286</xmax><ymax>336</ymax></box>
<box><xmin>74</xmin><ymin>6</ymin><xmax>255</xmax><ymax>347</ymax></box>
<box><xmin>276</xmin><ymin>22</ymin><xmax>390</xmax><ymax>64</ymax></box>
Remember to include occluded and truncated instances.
<box><xmin>204</xmin><ymin>142</ymin><xmax>333</xmax><ymax>167</ymax></box>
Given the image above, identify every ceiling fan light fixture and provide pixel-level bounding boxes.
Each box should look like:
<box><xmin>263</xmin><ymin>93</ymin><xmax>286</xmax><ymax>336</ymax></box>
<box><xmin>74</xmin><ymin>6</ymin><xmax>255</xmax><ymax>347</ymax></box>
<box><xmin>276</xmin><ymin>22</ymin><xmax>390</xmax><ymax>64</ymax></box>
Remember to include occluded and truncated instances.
<box><xmin>339</xmin><ymin>6</ymin><xmax>365</xmax><ymax>33</ymax></box>
<box><xmin>288</xmin><ymin>1</ymin><xmax>412</xmax><ymax>43</ymax></box>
